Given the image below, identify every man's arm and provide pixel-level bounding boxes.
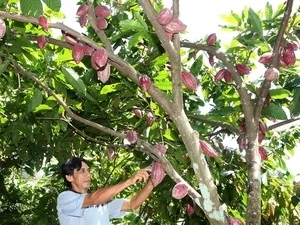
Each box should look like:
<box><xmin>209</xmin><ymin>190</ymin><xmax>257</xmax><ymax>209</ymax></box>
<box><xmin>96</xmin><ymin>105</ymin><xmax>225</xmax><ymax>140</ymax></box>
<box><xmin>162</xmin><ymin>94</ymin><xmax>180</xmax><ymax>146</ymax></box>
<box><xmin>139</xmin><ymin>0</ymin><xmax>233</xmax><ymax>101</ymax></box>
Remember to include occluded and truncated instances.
<box><xmin>121</xmin><ymin>180</ymin><xmax>154</xmax><ymax>211</ymax></box>
<box><xmin>82</xmin><ymin>168</ymin><xmax>150</xmax><ymax>208</ymax></box>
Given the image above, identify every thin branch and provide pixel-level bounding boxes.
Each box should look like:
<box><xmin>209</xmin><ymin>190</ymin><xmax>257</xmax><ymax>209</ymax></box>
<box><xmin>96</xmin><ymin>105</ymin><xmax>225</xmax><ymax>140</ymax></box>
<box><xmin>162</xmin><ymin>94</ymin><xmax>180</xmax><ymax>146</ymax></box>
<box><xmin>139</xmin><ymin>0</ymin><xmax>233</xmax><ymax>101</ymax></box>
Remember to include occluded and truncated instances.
<box><xmin>268</xmin><ymin>116</ymin><xmax>300</xmax><ymax>131</ymax></box>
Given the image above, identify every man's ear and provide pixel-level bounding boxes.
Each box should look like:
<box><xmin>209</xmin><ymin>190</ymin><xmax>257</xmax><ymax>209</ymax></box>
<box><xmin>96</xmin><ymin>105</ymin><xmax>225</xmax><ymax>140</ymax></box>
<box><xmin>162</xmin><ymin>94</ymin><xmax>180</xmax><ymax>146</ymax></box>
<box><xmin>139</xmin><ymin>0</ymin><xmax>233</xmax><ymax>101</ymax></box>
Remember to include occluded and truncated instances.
<box><xmin>65</xmin><ymin>174</ymin><xmax>73</xmax><ymax>182</ymax></box>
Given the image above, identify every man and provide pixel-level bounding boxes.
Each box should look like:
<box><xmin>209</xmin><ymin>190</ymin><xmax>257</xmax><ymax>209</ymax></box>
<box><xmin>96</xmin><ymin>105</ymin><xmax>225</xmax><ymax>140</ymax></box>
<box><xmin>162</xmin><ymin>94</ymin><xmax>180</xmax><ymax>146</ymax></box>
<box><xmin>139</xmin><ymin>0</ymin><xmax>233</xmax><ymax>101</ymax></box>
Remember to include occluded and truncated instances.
<box><xmin>57</xmin><ymin>156</ymin><xmax>156</xmax><ymax>225</ymax></box>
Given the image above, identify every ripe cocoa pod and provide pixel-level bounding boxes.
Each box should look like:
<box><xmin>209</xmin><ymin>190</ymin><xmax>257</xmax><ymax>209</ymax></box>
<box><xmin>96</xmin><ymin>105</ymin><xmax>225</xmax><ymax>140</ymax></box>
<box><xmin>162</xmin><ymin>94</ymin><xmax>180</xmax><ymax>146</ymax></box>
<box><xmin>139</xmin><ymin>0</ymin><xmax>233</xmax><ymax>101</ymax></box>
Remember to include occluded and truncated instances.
<box><xmin>133</xmin><ymin>108</ymin><xmax>143</xmax><ymax>118</ymax></box>
<box><xmin>151</xmin><ymin>162</ymin><xmax>165</xmax><ymax>187</ymax></box>
<box><xmin>259</xmin><ymin>146</ymin><xmax>268</xmax><ymax>161</ymax></box>
<box><xmin>97</xmin><ymin>63</ymin><xmax>110</xmax><ymax>83</ymax></box>
<box><xmin>83</xmin><ymin>44</ymin><xmax>94</xmax><ymax>56</ymax></box>
<box><xmin>91</xmin><ymin>48</ymin><xmax>108</xmax><ymax>69</ymax></box>
<box><xmin>164</xmin><ymin>18</ymin><xmax>187</xmax><ymax>34</ymax></box>
<box><xmin>185</xmin><ymin>198</ymin><xmax>196</xmax><ymax>216</ymax></box>
<box><xmin>62</xmin><ymin>31</ymin><xmax>78</xmax><ymax>45</ymax></box>
<box><xmin>224</xmin><ymin>69</ymin><xmax>233</xmax><ymax>83</ymax></box>
<box><xmin>76</xmin><ymin>4</ymin><xmax>88</xmax><ymax>16</ymax></box>
<box><xmin>79</xmin><ymin>15</ymin><xmax>88</xmax><ymax>27</ymax></box>
<box><xmin>181</xmin><ymin>71</ymin><xmax>198</xmax><ymax>91</ymax></box>
<box><xmin>235</xmin><ymin>64</ymin><xmax>250</xmax><ymax>75</ymax></box>
<box><xmin>125</xmin><ymin>130</ymin><xmax>137</xmax><ymax>144</ymax></box>
<box><xmin>154</xmin><ymin>143</ymin><xmax>167</xmax><ymax>154</ymax></box>
<box><xmin>206</xmin><ymin>33</ymin><xmax>217</xmax><ymax>46</ymax></box>
<box><xmin>228</xmin><ymin>217</ymin><xmax>244</xmax><ymax>225</ymax></box>
<box><xmin>199</xmin><ymin>140</ymin><xmax>218</xmax><ymax>158</ymax></box>
<box><xmin>107</xmin><ymin>147</ymin><xmax>115</xmax><ymax>161</ymax></box>
<box><xmin>72</xmin><ymin>43</ymin><xmax>84</xmax><ymax>64</ymax></box>
<box><xmin>139</xmin><ymin>75</ymin><xmax>152</xmax><ymax>91</ymax></box>
<box><xmin>146</xmin><ymin>111</ymin><xmax>155</xmax><ymax>126</ymax></box>
<box><xmin>0</xmin><ymin>18</ymin><xmax>6</xmax><ymax>39</ymax></box>
<box><xmin>258</xmin><ymin>131</ymin><xmax>265</xmax><ymax>143</ymax></box>
<box><xmin>258</xmin><ymin>121</ymin><xmax>267</xmax><ymax>134</ymax></box>
<box><xmin>37</xmin><ymin>35</ymin><xmax>47</xmax><ymax>49</ymax></box>
<box><xmin>208</xmin><ymin>54</ymin><xmax>215</xmax><ymax>66</ymax></box>
<box><xmin>157</xmin><ymin>8</ymin><xmax>173</xmax><ymax>25</ymax></box>
<box><xmin>214</xmin><ymin>68</ymin><xmax>226</xmax><ymax>82</ymax></box>
<box><xmin>258</xmin><ymin>52</ymin><xmax>272</xmax><ymax>64</ymax></box>
<box><xmin>285</xmin><ymin>41</ymin><xmax>299</xmax><ymax>51</ymax></box>
<box><xmin>38</xmin><ymin>15</ymin><xmax>49</xmax><ymax>31</ymax></box>
<box><xmin>283</xmin><ymin>48</ymin><xmax>296</xmax><ymax>66</ymax></box>
<box><xmin>264</xmin><ymin>67</ymin><xmax>279</xmax><ymax>81</ymax></box>
<box><xmin>172</xmin><ymin>182</ymin><xmax>188</xmax><ymax>199</ymax></box>
<box><xmin>237</xmin><ymin>135</ymin><xmax>246</xmax><ymax>150</ymax></box>
<box><xmin>96</xmin><ymin>17</ymin><xmax>108</xmax><ymax>30</ymax></box>
<box><xmin>95</xmin><ymin>5</ymin><xmax>111</xmax><ymax>18</ymax></box>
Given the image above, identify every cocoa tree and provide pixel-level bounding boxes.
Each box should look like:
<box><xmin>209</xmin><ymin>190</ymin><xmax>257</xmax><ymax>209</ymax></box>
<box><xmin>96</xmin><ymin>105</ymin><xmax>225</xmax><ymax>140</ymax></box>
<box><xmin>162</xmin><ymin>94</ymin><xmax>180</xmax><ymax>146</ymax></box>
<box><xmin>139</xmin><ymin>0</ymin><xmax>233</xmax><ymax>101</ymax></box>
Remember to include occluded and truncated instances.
<box><xmin>0</xmin><ymin>0</ymin><xmax>299</xmax><ymax>224</ymax></box>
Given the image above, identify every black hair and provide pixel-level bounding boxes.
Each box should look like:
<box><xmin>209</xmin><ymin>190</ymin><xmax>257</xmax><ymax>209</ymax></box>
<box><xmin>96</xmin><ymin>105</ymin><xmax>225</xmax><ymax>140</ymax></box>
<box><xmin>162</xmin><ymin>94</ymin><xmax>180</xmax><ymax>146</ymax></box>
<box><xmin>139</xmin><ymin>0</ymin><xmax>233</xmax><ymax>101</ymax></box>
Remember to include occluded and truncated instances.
<box><xmin>60</xmin><ymin>156</ymin><xmax>89</xmax><ymax>188</ymax></box>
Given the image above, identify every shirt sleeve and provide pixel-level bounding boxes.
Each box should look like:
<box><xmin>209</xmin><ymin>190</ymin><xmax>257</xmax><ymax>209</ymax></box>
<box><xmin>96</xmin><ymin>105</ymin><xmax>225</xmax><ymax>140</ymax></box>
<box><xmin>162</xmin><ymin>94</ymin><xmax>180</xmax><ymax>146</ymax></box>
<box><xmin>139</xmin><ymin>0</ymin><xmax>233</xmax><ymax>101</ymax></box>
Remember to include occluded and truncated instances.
<box><xmin>57</xmin><ymin>191</ymin><xmax>87</xmax><ymax>217</ymax></box>
<box><xmin>107</xmin><ymin>198</ymin><xmax>126</xmax><ymax>219</ymax></box>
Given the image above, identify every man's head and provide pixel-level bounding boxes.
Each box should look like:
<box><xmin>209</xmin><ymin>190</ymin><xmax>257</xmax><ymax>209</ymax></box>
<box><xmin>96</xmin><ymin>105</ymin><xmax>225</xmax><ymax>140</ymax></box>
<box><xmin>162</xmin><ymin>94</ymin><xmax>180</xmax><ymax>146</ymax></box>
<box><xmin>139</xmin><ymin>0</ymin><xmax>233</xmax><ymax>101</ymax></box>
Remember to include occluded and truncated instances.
<box><xmin>60</xmin><ymin>157</ymin><xmax>91</xmax><ymax>192</ymax></box>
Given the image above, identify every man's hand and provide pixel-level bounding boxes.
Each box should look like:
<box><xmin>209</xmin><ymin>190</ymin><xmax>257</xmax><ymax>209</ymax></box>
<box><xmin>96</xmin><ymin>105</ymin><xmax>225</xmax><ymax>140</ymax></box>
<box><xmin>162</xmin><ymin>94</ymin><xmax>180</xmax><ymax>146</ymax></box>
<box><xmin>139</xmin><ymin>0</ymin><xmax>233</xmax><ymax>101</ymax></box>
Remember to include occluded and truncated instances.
<box><xmin>129</xmin><ymin>168</ymin><xmax>151</xmax><ymax>185</ymax></box>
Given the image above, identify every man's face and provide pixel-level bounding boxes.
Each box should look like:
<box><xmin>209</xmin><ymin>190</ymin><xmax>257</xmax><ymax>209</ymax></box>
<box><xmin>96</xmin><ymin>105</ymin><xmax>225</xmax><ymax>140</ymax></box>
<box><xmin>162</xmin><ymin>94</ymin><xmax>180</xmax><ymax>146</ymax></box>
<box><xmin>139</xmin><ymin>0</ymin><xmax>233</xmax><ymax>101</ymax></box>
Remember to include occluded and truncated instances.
<box><xmin>66</xmin><ymin>161</ymin><xmax>91</xmax><ymax>193</ymax></box>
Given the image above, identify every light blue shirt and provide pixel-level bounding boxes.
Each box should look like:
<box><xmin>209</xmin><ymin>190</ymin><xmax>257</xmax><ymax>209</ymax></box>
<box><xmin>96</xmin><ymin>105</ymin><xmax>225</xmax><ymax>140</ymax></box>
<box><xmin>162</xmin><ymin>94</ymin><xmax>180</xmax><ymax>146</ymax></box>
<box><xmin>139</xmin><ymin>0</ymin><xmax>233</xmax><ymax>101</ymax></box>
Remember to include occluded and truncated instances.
<box><xmin>57</xmin><ymin>191</ymin><xmax>125</xmax><ymax>225</ymax></box>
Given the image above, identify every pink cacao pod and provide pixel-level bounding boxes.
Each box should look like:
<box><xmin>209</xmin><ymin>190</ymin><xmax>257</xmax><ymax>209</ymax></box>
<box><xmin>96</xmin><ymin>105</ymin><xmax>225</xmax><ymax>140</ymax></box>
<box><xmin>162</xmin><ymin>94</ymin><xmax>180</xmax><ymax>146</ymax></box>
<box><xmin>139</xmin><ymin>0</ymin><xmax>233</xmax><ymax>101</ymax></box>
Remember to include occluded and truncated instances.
<box><xmin>96</xmin><ymin>17</ymin><xmax>108</xmax><ymax>30</ymax></box>
<box><xmin>208</xmin><ymin>54</ymin><xmax>215</xmax><ymax>66</ymax></box>
<box><xmin>238</xmin><ymin>120</ymin><xmax>246</xmax><ymax>132</ymax></box>
<box><xmin>72</xmin><ymin>43</ymin><xmax>84</xmax><ymax>64</ymax></box>
<box><xmin>37</xmin><ymin>35</ymin><xmax>47</xmax><ymax>49</ymax></box>
<box><xmin>258</xmin><ymin>121</ymin><xmax>267</xmax><ymax>134</ymax></box>
<box><xmin>259</xmin><ymin>146</ymin><xmax>268</xmax><ymax>161</ymax></box>
<box><xmin>126</xmin><ymin>130</ymin><xmax>137</xmax><ymax>144</ymax></box>
<box><xmin>206</xmin><ymin>33</ymin><xmax>217</xmax><ymax>46</ymax></box>
<box><xmin>91</xmin><ymin>48</ymin><xmax>108</xmax><ymax>69</ymax></box>
<box><xmin>151</xmin><ymin>162</ymin><xmax>165</xmax><ymax>187</ymax></box>
<box><xmin>107</xmin><ymin>148</ymin><xmax>115</xmax><ymax>161</ymax></box>
<box><xmin>264</xmin><ymin>67</ymin><xmax>279</xmax><ymax>81</ymax></box>
<box><xmin>258</xmin><ymin>52</ymin><xmax>272</xmax><ymax>64</ymax></box>
<box><xmin>164</xmin><ymin>18</ymin><xmax>187</xmax><ymax>34</ymax></box>
<box><xmin>199</xmin><ymin>140</ymin><xmax>218</xmax><ymax>158</ymax></box>
<box><xmin>235</xmin><ymin>64</ymin><xmax>250</xmax><ymax>75</ymax></box>
<box><xmin>228</xmin><ymin>217</ymin><xmax>244</xmax><ymax>225</ymax></box>
<box><xmin>237</xmin><ymin>135</ymin><xmax>246</xmax><ymax>150</ymax></box>
<box><xmin>146</xmin><ymin>111</ymin><xmax>155</xmax><ymax>126</ymax></box>
<box><xmin>224</xmin><ymin>69</ymin><xmax>233</xmax><ymax>83</ymax></box>
<box><xmin>185</xmin><ymin>198</ymin><xmax>196</xmax><ymax>216</ymax></box>
<box><xmin>38</xmin><ymin>15</ymin><xmax>49</xmax><ymax>31</ymax></box>
<box><xmin>76</xmin><ymin>4</ymin><xmax>88</xmax><ymax>16</ymax></box>
<box><xmin>62</xmin><ymin>31</ymin><xmax>78</xmax><ymax>45</ymax></box>
<box><xmin>139</xmin><ymin>75</ymin><xmax>152</xmax><ymax>91</ymax></box>
<box><xmin>83</xmin><ymin>44</ymin><xmax>94</xmax><ymax>56</ymax></box>
<box><xmin>282</xmin><ymin>48</ymin><xmax>296</xmax><ymax>66</ymax></box>
<box><xmin>154</xmin><ymin>143</ymin><xmax>167</xmax><ymax>154</ymax></box>
<box><xmin>172</xmin><ymin>182</ymin><xmax>188</xmax><ymax>199</ymax></box>
<box><xmin>79</xmin><ymin>15</ymin><xmax>88</xmax><ymax>27</ymax></box>
<box><xmin>95</xmin><ymin>5</ymin><xmax>111</xmax><ymax>18</ymax></box>
<box><xmin>214</xmin><ymin>68</ymin><xmax>227</xmax><ymax>82</ymax></box>
<box><xmin>165</xmin><ymin>31</ymin><xmax>173</xmax><ymax>39</ymax></box>
<box><xmin>134</xmin><ymin>108</ymin><xmax>143</xmax><ymax>118</ymax></box>
<box><xmin>181</xmin><ymin>71</ymin><xmax>198</xmax><ymax>91</ymax></box>
<box><xmin>285</xmin><ymin>41</ymin><xmax>299</xmax><ymax>51</ymax></box>
<box><xmin>0</xmin><ymin>18</ymin><xmax>6</xmax><ymax>39</ymax></box>
<box><xmin>157</xmin><ymin>8</ymin><xmax>173</xmax><ymax>25</ymax></box>
<box><xmin>258</xmin><ymin>131</ymin><xmax>265</xmax><ymax>143</ymax></box>
<box><xmin>97</xmin><ymin>63</ymin><xmax>110</xmax><ymax>83</ymax></box>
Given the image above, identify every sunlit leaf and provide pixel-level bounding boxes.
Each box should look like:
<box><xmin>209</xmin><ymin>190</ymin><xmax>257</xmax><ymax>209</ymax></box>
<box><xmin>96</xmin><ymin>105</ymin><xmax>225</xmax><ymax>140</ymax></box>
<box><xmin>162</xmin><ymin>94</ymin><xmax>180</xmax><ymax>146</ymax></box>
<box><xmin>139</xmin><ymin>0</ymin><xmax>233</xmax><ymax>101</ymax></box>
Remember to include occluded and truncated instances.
<box><xmin>248</xmin><ymin>8</ymin><xmax>263</xmax><ymax>37</ymax></box>
<box><xmin>20</xmin><ymin>0</ymin><xmax>43</xmax><ymax>17</ymax></box>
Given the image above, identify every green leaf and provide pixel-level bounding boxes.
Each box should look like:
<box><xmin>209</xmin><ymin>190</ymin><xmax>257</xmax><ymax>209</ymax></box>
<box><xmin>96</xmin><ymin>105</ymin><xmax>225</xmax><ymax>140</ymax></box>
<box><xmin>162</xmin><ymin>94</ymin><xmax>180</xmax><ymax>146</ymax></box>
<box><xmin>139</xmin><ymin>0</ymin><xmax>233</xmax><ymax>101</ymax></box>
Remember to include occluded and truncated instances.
<box><xmin>119</xmin><ymin>20</ymin><xmax>146</xmax><ymax>31</ymax></box>
<box><xmin>128</xmin><ymin>31</ymin><xmax>145</xmax><ymax>49</ymax></box>
<box><xmin>292</xmin><ymin>88</ymin><xmax>300</xmax><ymax>116</ymax></box>
<box><xmin>190</xmin><ymin>55</ymin><xmax>203</xmax><ymax>76</ymax></box>
<box><xmin>20</xmin><ymin>0</ymin><xmax>43</xmax><ymax>17</ymax></box>
<box><xmin>265</xmin><ymin>2</ymin><xmax>273</xmax><ymax>19</ymax></box>
<box><xmin>42</xmin><ymin>0</ymin><xmax>61</xmax><ymax>12</ymax></box>
<box><xmin>133</xmin><ymin>12</ymin><xmax>148</xmax><ymax>31</ymax></box>
<box><xmin>220</xmin><ymin>14</ymin><xmax>240</xmax><ymax>26</ymax></box>
<box><xmin>248</xmin><ymin>8</ymin><xmax>263</xmax><ymax>37</ymax></box>
<box><xmin>0</xmin><ymin>60</ymin><xmax>10</xmax><ymax>75</ymax></box>
<box><xmin>28</xmin><ymin>89</ymin><xmax>43</xmax><ymax>112</ymax></box>
<box><xmin>262</xmin><ymin>103</ymin><xmax>287</xmax><ymax>120</ymax></box>
<box><xmin>34</xmin><ymin>104</ymin><xmax>52</xmax><ymax>112</ymax></box>
<box><xmin>269</xmin><ymin>88</ymin><xmax>291</xmax><ymax>99</ymax></box>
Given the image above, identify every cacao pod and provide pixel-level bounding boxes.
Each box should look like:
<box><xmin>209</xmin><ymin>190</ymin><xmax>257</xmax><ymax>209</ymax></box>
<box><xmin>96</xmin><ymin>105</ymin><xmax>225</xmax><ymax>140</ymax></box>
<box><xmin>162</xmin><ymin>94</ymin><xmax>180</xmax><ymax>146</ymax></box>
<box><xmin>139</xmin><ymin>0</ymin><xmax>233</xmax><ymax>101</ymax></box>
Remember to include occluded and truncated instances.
<box><xmin>133</xmin><ymin>108</ymin><xmax>143</xmax><ymax>118</ymax></box>
<box><xmin>258</xmin><ymin>52</ymin><xmax>272</xmax><ymax>64</ymax></box>
<box><xmin>37</xmin><ymin>35</ymin><xmax>47</xmax><ymax>49</ymax></box>
<box><xmin>154</xmin><ymin>143</ymin><xmax>167</xmax><ymax>154</ymax></box>
<box><xmin>96</xmin><ymin>17</ymin><xmax>108</xmax><ymax>30</ymax></box>
<box><xmin>164</xmin><ymin>18</ymin><xmax>187</xmax><ymax>34</ymax></box>
<box><xmin>258</xmin><ymin>131</ymin><xmax>265</xmax><ymax>143</ymax></box>
<box><xmin>38</xmin><ymin>15</ymin><xmax>49</xmax><ymax>31</ymax></box>
<box><xmin>208</xmin><ymin>54</ymin><xmax>215</xmax><ymax>66</ymax></box>
<box><xmin>235</xmin><ymin>64</ymin><xmax>250</xmax><ymax>75</ymax></box>
<box><xmin>199</xmin><ymin>140</ymin><xmax>218</xmax><ymax>158</ymax></box>
<box><xmin>259</xmin><ymin>146</ymin><xmax>268</xmax><ymax>161</ymax></box>
<box><xmin>151</xmin><ymin>162</ymin><xmax>165</xmax><ymax>187</ymax></box>
<box><xmin>91</xmin><ymin>48</ymin><xmax>108</xmax><ymax>69</ymax></box>
<box><xmin>83</xmin><ymin>44</ymin><xmax>94</xmax><ymax>56</ymax></box>
<box><xmin>206</xmin><ymin>33</ymin><xmax>217</xmax><ymax>46</ymax></box>
<box><xmin>0</xmin><ymin>18</ymin><xmax>6</xmax><ymax>39</ymax></box>
<box><xmin>79</xmin><ymin>15</ymin><xmax>88</xmax><ymax>27</ymax></box>
<box><xmin>107</xmin><ymin>148</ymin><xmax>115</xmax><ymax>161</ymax></box>
<box><xmin>258</xmin><ymin>121</ymin><xmax>267</xmax><ymax>134</ymax></box>
<box><xmin>264</xmin><ymin>67</ymin><xmax>279</xmax><ymax>81</ymax></box>
<box><xmin>165</xmin><ymin>31</ymin><xmax>173</xmax><ymax>39</ymax></box>
<box><xmin>95</xmin><ymin>5</ymin><xmax>111</xmax><ymax>18</ymax></box>
<box><xmin>62</xmin><ymin>31</ymin><xmax>78</xmax><ymax>45</ymax></box>
<box><xmin>185</xmin><ymin>198</ymin><xmax>196</xmax><ymax>216</ymax></box>
<box><xmin>237</xmin><ymin>135</ymin><xmax>246</xmax><ymax>150</ymax></box>
<box><xmin>146</xmin><ymin>111</ymin><xmax>155</xmax><ymax>126</ymax></box>
<box><xmin>228</xmin><ymin>217</ymin><xmax>244</xmax><ymax>225</ymax></box>
<box><xmin>76</xmin><ymin>4</ymin><xmax>88</xmax><ymax>16</ymax></box>
<box><xmin>238</xmin><ymin>119</ymin><xmax>246</xmax><ymax>132</ymax></box>
<box><xmin>125</xmin><ymin>130</ymin><xmax>137</xmax><ymax>144</ymax></box>
<box><xmin>181</xmin><ymin>71</ymin><xmax>198</xmax><ymax>91</ymax></box>
<box><xmin>282</xmin><ymin>48</ymin><xmax>296</xmax><ymax>66</ymax></box>
<box><xmin>72</xmin><ymin>43</ymin><xmax>84</xmax><ymax>64</ymax></box>
<box><xmin>224</xmin><ymin>69</ymin><xmax>233</xmax><ymax>83</ymax></box>
<box><xmin>97</xmin><ymin>63</ymin><xmax>110</xmax><ymax>83</ymax></box>
<box><xmin>172</xmin><ymin>182</ymin><xmax>188</xmax><ymax>199</ymax></box>
<box><xmin>279</xmin><ymin>55</ymin><xmax>288</xmax><ymax>68</ymax></box>
<box><xmin>285</xmin><ymin>41</ymin><xmax>299</xmax><ymax>51</ymax></box>
<box><xmin>157</xmin><ymin>8</ymin><xmax>173</xmax><ymax>25</ymax></box>
<box><xmin>139</xmin><ymin>75</ymin><xmax>152</xmax><ymax>91</ymax></box>
<box><xmin>214</xmin><ymin>68</ymin><xmax>226</xmax><ymax>82</ymax></box>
